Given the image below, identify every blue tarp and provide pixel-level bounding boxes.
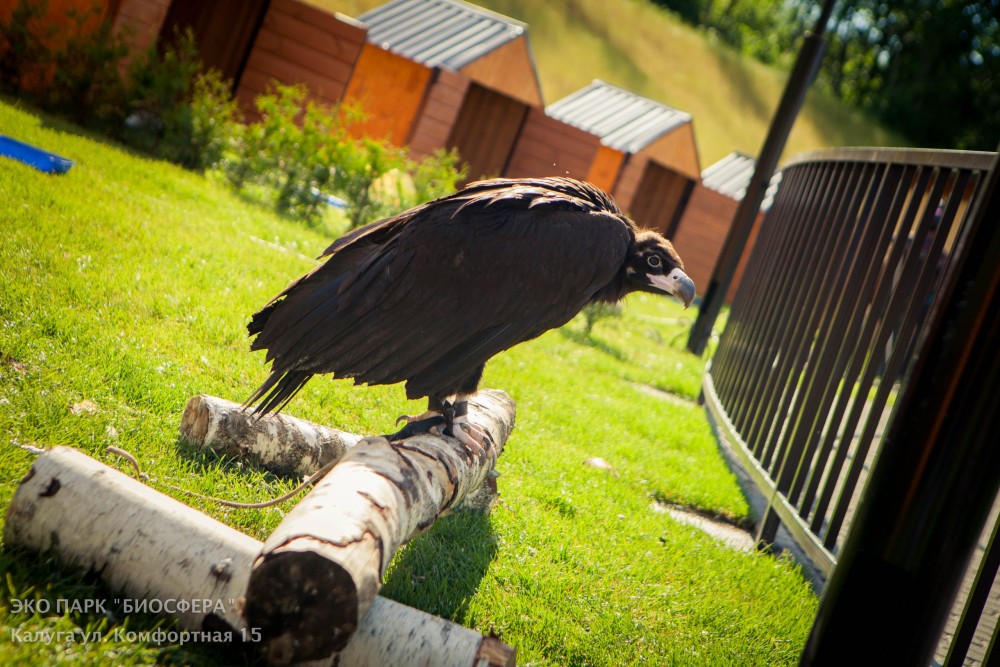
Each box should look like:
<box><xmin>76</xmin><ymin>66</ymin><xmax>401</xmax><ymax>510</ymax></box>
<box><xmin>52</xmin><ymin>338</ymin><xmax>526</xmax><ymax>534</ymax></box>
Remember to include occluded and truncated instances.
<box><xmin>0</xmin><ymin>135</ymin><xmax>74</xmax><ymax>174</ymax></box>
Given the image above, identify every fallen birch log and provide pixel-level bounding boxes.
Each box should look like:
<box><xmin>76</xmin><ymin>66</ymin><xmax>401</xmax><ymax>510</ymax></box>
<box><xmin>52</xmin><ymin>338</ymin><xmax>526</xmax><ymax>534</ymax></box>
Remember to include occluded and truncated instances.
<box><xmin>3</xmin><ymin>446</ymin><xmax>515</xmax><ymax>667</ymax></box>
<box><xmin>243</xmin><ymin>390</ymin><xmax>516</xmax><ymax>664</ymax></box>
<box><xmin>180</xmin><ymin>394</ymin><xmax>363</xmax><ymax>477</ymax></box>
<box><xmin>179</xmin><ymin>393</ymin><xmax>504</xmax><ymax>512</ymax></box>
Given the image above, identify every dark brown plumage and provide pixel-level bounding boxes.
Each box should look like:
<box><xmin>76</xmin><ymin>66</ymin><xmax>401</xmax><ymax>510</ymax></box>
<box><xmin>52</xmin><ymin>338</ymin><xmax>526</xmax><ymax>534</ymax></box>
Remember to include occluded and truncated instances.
<box><xmin>246</xmin><ymin>176</ymin><xmax>695</xmax><ymax>444</ymax></box>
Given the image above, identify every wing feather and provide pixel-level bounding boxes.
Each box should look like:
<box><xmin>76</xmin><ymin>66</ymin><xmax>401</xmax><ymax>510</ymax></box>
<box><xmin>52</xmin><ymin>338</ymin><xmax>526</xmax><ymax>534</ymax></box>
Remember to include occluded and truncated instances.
<box><xmin>247</xmin><ymin>178</ymin><xmax>634</xmax><ymax>412</ymax></box>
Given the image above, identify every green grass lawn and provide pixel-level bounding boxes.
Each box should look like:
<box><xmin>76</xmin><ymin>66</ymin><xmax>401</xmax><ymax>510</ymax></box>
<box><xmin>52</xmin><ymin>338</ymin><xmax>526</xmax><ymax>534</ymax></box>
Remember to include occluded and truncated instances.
<box><xmin>0</xmin><ymin>98</ymin><xmax>817</xmax><ymax>665</ymax></box>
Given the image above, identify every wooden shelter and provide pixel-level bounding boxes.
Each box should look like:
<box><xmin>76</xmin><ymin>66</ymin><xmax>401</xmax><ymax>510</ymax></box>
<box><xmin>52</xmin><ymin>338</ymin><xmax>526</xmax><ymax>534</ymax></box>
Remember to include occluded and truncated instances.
<box><xmin>234</xmin><ymin>0</ymin><xmax>366</xmax><ymax>112</ymax></box>
<box><xmin>108</xmin><ymin>0</ymin><xmax>368</xmax><ymax>113</ymax></box>
<box><xmin>507</xmin><ymin>80</ymin><xmax>702</xmax><ymax>236</ymax></box>
<box><xmin>671</xmin><ymin>152</ymin><xmax>781</xmax><ymax>300</ymax></box>
<box><xmin>345</xmin><ymin>0</ymin><xmax>543</xmax><ymax>181</ymax></box>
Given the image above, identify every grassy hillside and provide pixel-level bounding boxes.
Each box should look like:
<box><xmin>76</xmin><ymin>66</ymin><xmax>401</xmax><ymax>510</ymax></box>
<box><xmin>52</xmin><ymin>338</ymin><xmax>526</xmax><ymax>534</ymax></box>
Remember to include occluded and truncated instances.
<box><xmin>0</xmin><ymin>98</ymin><xmax>817</xmax><ymax>664</ymax></box>
<box><xmin>320</xmin><ymin>0</ymin><xmax>905</xmax><ymax>165</ymax></box>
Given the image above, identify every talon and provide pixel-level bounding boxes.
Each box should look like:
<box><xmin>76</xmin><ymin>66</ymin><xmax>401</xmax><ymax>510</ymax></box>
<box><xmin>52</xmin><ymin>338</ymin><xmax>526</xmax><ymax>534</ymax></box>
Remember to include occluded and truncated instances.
<box><xmin>396</xmin><ymin>409</ymin><xmax>442</xmax><ymax>426</ymax></box>
<box><xmin>383</xmin><ymin>411</ymin><xmax>446</xmax><ymax>442</ymax></box>
<box><xmin>448</xmin><ymin>419</ymin><xmax>489</xmax><ymax>455</ymax></box>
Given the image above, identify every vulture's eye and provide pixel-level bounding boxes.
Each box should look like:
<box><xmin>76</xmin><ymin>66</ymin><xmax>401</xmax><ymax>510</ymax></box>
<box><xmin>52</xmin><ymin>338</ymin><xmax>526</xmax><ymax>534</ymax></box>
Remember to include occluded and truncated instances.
<box><xmin>647</xmin><ymin>255</ymin><xmax>662</xmax><ymax>268</ymax></box>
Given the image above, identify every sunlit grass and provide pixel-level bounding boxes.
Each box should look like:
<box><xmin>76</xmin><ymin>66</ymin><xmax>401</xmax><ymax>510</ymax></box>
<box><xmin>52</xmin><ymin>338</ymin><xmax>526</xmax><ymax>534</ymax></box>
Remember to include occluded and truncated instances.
<box><xmin>0</xmin><ymin>98</ymin><xmax>816</xmax><ymax>665</ymax></box>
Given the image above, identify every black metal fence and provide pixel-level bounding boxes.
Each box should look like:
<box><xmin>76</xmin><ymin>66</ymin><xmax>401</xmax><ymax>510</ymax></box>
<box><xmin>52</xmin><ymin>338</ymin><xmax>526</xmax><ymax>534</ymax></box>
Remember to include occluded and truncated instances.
<box><xmin>700</xmin><ymin>147</ymin><xmax>999</xmax><ymax>664</ymax></box>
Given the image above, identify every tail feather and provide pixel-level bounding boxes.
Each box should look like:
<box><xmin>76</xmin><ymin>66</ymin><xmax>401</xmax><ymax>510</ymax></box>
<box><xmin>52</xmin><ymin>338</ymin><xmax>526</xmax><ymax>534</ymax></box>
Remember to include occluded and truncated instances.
<box><xmin>244</xmin><ymin>369</ymin><xmax>313</xmax><ymax>416</ymax></box>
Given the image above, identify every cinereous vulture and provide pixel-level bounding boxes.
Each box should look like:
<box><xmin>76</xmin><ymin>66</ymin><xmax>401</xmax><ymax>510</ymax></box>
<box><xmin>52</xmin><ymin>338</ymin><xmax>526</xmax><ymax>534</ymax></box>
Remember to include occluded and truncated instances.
<box><xmin>246</xmin><ymin>176</ymin><xmax>695</xmax><ymax>448</ymax></box>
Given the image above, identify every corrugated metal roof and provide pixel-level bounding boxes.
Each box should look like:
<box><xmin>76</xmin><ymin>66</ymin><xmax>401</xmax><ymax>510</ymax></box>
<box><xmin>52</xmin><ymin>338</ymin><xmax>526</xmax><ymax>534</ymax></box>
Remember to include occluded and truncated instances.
<box><xmin>545</xmin><ymin>80</ymin><xmax>692</xmax><ymax>154</ymax></box>
<box><xmin>359</xmin><ymin>0</ymin><xmax>526</xmax><ymax>70</ymax></box>
<box><xmin>701</xmin><ymin>152</ymin><xmax>782</xmax><ymax>210</ymax></box>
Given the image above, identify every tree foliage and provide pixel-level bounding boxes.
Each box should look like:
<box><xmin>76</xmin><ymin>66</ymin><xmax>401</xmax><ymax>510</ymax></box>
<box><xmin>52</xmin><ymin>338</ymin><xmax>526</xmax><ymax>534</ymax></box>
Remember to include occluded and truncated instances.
<box><xmin>652</xmin><ymin>0</ymin><xmax>999</xmax><ymax>151</ymax></box>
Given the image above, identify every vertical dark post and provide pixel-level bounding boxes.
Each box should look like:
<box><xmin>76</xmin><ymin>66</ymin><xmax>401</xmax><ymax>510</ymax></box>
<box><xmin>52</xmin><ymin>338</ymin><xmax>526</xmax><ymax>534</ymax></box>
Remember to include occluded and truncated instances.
<box><xmin>686</xmin><ymin>0</ymin><xmax>836</xmax><ymax>355</ymax></box>
<box><xmin>799</xmin><ymin>149</ymin><xmax>1000</xmax><ymax>665</ymax></box>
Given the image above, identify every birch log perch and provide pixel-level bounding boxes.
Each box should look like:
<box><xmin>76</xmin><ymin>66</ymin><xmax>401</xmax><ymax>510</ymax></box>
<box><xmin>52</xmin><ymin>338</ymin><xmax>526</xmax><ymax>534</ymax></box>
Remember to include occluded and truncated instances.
<box><xmin>179</xmin><ymin>394</ymin><xmax>364</xmax><ymax>477</ymax></box>
<box><xmin>3</xmin><ymin>446</ymin><xmax>515</xmax><ymax>667</ymax></box>
<box><xmin>179</xmin><ymin>393</ymin><xmax>504</xmax><ymax>512</ymax></box>
<box><xmin>242</xmin><ymin>390</ymin><xmax>516</xmax><ymax>664</ymax></box>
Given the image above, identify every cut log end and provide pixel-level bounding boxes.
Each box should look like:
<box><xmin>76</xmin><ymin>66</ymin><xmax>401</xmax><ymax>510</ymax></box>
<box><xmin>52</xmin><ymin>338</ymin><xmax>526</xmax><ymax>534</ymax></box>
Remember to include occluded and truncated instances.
<box><xmin>244</xmin><ymin>549</ymin><xmax>359</xmax><ymax>664</ymax></box>
<box><xmin>477</xmin><ymin>636</ymin><xmax>518</xmax><ymax>667</ymax></box>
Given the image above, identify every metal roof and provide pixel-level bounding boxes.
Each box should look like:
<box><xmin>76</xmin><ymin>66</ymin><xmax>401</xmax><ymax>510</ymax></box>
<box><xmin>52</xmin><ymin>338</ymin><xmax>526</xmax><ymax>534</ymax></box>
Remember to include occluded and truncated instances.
<box><xmin>359</xmin><ymin>0</ymin><xmax>526</xmax><ymax>70</ymax></box>
<box><xmin>701</xmin><ymin>152</ymin><xmax>782</xmax><ymax>210</ymax></box>
<box><xmin>545</xmin><ymin>80</ymin><xmax>692</xmax><ymax>154</ymax></box>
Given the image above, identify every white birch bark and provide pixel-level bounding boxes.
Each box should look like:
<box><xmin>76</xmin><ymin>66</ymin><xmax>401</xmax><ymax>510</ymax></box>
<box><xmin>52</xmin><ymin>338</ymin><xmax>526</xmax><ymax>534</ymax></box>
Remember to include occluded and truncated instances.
<box><xmin>179</xmin><ymin>393</ymin><xmax>507</xmax><ymax>512</ymax></box>
<box><xmin>242</xmin><ymin>390</ymin><xmax>516</xmax><ymax>664</ymax></box>
<box><xmin>3</xmin><ymin>446</ymin><xmax>515</xmax><ymax>667</ymax></box>
<box><xmin>179</xmin><ymin>394</ymin><xmax>364</xmax><ymax>477</ymax></box>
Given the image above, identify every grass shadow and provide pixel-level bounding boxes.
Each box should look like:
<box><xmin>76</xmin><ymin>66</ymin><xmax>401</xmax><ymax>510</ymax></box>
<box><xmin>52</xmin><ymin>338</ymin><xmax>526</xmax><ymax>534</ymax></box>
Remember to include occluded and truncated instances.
<box><xmin>171</xmin><ymin>433</ymin><xmax>292</xmax><ymax>475</ymax></box>
<box><xmin>559</xmin><ymin>327</ymin><xmax>627</xmax><ymax>361</ymax></box>
<box><xmin>0</xmin><ymin>543</ymin><xmax>261</xmax><ymax>665</ymax></box>
<box><xmin>380</xmin><ymin>509</ymin><xmax>498</xmax><ymax>625</ymax></box>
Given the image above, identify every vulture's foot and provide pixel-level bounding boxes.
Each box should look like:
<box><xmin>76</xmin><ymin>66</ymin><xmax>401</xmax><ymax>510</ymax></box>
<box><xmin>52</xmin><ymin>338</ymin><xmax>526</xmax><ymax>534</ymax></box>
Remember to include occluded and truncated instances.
<box><xmin>445</xmin><ymin>415</ymin><xmax>491</xmax><ymax>455</ymax></box>
<box><xmin>385</xmin><ymin>411</ymin><xmax>447</xmax><ymax>441</ymax></box>
<box><xmin>441</xmin><ymin>400</ymin><xmax>491</xmax><ymax>455</ymax></box>
<box><xmin>387</xmin><ymin>400</ymin><xmax>491</xmax><ymax>455</ymax></box>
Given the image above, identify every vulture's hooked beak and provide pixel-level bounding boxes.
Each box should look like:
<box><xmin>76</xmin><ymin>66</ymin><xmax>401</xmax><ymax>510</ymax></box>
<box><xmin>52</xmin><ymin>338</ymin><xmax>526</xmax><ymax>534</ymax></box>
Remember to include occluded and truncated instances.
<box><xmin>650</xmin><ymin>268</ymin><xmax>696</xmax><ymax>308</ymax></box>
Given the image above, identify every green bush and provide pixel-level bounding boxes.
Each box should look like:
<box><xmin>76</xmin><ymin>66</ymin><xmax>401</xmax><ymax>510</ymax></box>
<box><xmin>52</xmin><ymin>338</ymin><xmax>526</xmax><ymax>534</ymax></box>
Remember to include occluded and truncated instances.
<box><xmin>187</xmin><ymin>70</ymin><xmax>241</xmax><ymax>172</ymax></box>
<box><xmin>0</xmin><ymin>0</ymin><xmax>54</xmax><ymax>95</ymax></box>
<box><xmin>0</xmin><ymin>0</ymin><xmax>128</xmax><ymax>126</ymax></box>
<box><xmin>0</xmin><ymin>1</ymin><xmax>466</xmax><ymax>229</ymax></box>
<box><xmin>219</xmin><ymin>82</ymin><xmax>466</xmax><ymax>228</ymax></box>
<box><xmin>47</xmin><ymin>6</ymin><xmax>128</xmax><ymax>125</ymax></box>
<box><xmin>124</xmin><ymin>29</ymin><xmax>206</xmax><ymax>166</ymax></box>
<box><xmin>221</xmin><ymin>83</ymin><xmax>352</xmax><ymax>223</ymax></box>
<box><xmin>406</xmin><ymin>147</ymin><xmax>468</xmax><ymax>209</ymax></box>
<box><xmin>334</xmin><ymin>136</ymin><xmax>410</xmax><ymax>229</ymax></box>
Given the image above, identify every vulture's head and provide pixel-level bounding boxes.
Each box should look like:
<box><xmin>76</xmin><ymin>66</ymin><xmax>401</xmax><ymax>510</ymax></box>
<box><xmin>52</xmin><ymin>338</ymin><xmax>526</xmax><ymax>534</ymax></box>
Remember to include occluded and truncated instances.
<box><xmin>626</xmin><ymin>231</ymin><xmax>696</xmax><ymax>307</ymax></box>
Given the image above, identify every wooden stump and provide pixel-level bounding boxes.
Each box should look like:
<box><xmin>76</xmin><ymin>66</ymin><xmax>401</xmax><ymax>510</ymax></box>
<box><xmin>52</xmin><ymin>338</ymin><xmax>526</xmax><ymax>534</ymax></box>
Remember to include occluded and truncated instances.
<box><xmin>242</xmin><ymin>390</ymin><xmax>516</xmax><ymax>664</ymax></box>
<box><xmin>3</xmin><ymin>446</ymin><xmax>515</xmax><ymax>667</ymax></box>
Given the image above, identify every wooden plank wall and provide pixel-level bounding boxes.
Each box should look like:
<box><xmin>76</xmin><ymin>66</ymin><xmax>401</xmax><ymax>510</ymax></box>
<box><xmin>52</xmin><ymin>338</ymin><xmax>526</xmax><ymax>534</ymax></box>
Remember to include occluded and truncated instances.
<box><xmin>236</xmin><ymin>0</ymin><xmax>366</xmax><ymax>112</ymax></box>
<box><xmin>343</xmin><ymin>44</ymin><xmax>432</xmax><ymax>145</ymax></box>
<box><xmin>112</xmin><ymin>0</ymin><xmax>171</xmax><ymax>64</ymax></box>
<box><xmin>611</xmin><ymin>154</ymin><xmax>648</xmax><ymax>212</ymax></box>
<box><xmin>627</xmin><ymin>163</ymin><xmax>693</xmax><ymax>236</ymax></box>
<box><xmin>504</xmin><ymin>107</ymin><xmax>600</xmax><ymax>180</ymax></box>
<box><xmin>447</xmin><ymin>84</ymin><xmax>528</xmax><ymax>182</ymax></box>
<box><xmin>587</xmin><ymin>145</ymin><xmax>626</xmax><ymax>194</ymax></box>
<box><xmin>459</xmin><ymin>36</ymin><xmax>542</xmax><ymax>107</ymax></box>
<box><xmin>642</xmin><ymin>122</ymin><xmax>701</xmax><ymax>181</ymax></box>
<box><xmin>1</xmin><ymin>0</ymin><xmax>115</xmax><ymax>43</ymax></box>
<box><xmin>670</xmin><ymin>184</ymin><xmax>762</xmax><ymax>301</ymax></box>
<box><xmin>407</xmin><ymin>68</ymin><xmax>469</xmax><ymax>162</ymax></box>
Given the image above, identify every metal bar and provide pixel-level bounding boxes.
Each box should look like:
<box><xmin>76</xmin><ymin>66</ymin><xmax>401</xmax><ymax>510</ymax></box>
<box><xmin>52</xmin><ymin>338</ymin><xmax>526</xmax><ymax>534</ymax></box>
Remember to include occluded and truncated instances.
<box><xmin>807</xmin><ymin>165</ymin><xmax>936</xmax><ymax>536</ymax></box>
<box><xmin>715</xmin><ymin>165</ymin><xmax>814</xmax><ymax>419</ymax></box>
<box><xmin>737</xmin><ymin>163</ymin><xmax>845</xmax><ymax>462</ymax></box>
<box><xmin>943</xmin><ymin>506</ymin><xmax>1000</xmax><ymax>666</ymax></box>
<box><xmin>756</xmin><ymin>164</ymin><xmax>874</xmax><ymax>543</ymax></box>
<box><xmin>687</xmin><ymin>0</ymin><xmax>835</xmax><ymax>355</ymax></box>
<box><xmin>782</xmin><ymin>163</ymin><xmax>891</xmax><ymax>509</ymax></box>
<box><xmin>798</xmin><ymin>148</ymin><xmax>1000</xmax><ymax>667</ymax></box>
<box><xmin>809</xmin><ymin>165</ymin><xmax>944</xmax><ymax>541</ymax></box>
<box><xmin>755</xmin><ymin>164</ymin><xmax>863</xmax><ymax>473</ymax></box>
<box><xmin>784</xmin><ymin>147</ymin><xmax>995</xmax><ymax>172</ymax></box>
<box><xmin>797</xmin><ymin>164</ymin><xmax>914</xmax><ymax>518</ymax></box>
<box><xmin>725</xmin><ymin>165</ymin><xmax>826</xmax><ymax>444</ymax></box>
<box><xmin>711</xmin><ymin>166</ymin><xmax>804</xmax><ymax>407</ymax></box>
<box><xmin>825</xmin><ymin>170</ymin><xmax>969</xmax><ymax>548</ymax></box>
